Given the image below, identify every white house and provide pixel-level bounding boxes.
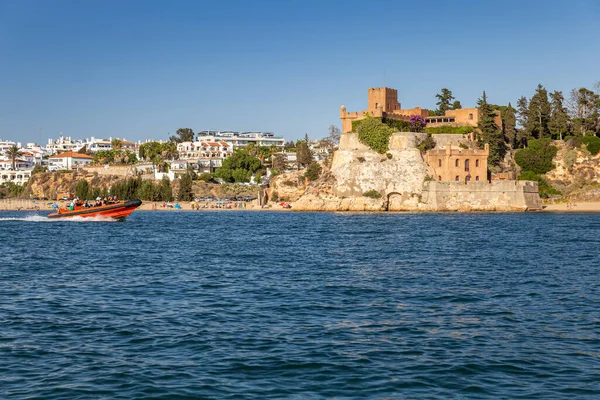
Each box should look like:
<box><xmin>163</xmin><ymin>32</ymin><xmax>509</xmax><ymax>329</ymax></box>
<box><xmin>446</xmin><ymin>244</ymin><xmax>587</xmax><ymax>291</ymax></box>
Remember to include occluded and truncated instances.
<box><xmin>0</xmin><ymin>158</ymin><xmax>34</xmax><ymax>171</ymax></box>
<box><xmin>0</xmin><ymin>170</ymin><xmax>32</xmax><ymax>186</ymax></box>
<box><xmin>48</xmin><ymin>151</ymin><xmax>94</xmax><ymax>170</ymax></box>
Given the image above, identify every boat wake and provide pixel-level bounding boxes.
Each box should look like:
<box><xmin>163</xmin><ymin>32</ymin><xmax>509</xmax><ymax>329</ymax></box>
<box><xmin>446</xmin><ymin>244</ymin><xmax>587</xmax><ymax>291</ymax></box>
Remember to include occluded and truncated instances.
<box><xmin>0</xmin><ymin>215</ymin><xmax>118</xmax><ymax>222</ymax></box>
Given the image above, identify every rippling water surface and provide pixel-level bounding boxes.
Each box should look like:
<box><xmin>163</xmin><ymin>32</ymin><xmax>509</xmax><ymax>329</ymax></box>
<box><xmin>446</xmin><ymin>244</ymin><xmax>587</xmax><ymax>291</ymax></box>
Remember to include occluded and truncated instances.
<box><xmin>0</xmin><ymin>211</ymin><xmax>599</xmax><ymax>399</ymax></box>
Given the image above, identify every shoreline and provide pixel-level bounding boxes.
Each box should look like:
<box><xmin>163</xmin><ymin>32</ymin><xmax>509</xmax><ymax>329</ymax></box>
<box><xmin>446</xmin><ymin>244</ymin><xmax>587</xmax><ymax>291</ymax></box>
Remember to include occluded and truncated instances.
<box><xmin>2</xmin><ymin>199</ymin><xmax>600</xmax><ymax>213</ymax></box>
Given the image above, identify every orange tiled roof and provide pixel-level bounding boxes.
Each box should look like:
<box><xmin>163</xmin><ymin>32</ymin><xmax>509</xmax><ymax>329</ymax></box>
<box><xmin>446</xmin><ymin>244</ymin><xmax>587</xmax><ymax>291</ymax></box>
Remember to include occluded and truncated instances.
<box><xmin>49</xmin><ymin>151</ymin><xmax>94</xmax><ymax>159</ymax></box>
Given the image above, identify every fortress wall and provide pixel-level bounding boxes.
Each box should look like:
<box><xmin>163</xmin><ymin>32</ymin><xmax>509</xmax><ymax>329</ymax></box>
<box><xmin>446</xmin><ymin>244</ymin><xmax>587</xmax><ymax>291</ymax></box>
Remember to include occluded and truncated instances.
<box><xmin>414</xmin><ymin>180</ymin><xmax>542</xmax><ymax>211</ymax></box>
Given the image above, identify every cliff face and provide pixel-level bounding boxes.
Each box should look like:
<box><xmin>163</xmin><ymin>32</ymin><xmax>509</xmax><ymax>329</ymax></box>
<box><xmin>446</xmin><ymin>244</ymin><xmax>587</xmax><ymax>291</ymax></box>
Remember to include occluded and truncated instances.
<box><xmin>23</xmin><ymin>171</ymin><xmax>124</xmax><ymax>199</ymax></box>
<box><xmin>330</xmin><ymin>132</ymin><xmax>431</xmax><ymax>198</ymax></box>
<box><xmin>545</xmin><ymin>143</ymin><xmax>600</xmax><ymax>200</ymax></box>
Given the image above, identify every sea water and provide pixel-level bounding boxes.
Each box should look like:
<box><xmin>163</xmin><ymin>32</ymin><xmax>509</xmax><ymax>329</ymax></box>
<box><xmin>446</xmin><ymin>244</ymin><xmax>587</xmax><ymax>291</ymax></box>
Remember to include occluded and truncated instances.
<box><xmin>0</xmin><ymin>211</ymin><xmax>599</xmax><ymax>399</ymax></box>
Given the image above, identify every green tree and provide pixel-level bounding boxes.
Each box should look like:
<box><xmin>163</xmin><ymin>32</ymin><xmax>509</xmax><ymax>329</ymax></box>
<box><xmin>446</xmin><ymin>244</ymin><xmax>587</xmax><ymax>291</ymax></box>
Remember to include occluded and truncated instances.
<box><xmin>75</xmin><ymin>179</ymin><xmax>90</xmax><ymax>199</ymax></box>
<box><xmin>178</xmin><ymin>173</ymin><xmax>194</xmax><ymax>201</ymax></box>
<box><xmin>169</xmin><ymin>128</ymin><xmax>195</xmax><ymax>143</ymax></box>
<box><xmin>214</xmin><ymin>149</ymin><xmax>262</xmax><ymax>183</ymax></box>
<box><xmin>568</xmin><ymin>87</ymin><xmax>600</xmax><ymax>135</ymax></box>
<box><xmin>477</xmin><ymin>91</ymin><xmax>505</xmax><ymax>166</ymax></box>
<box><xmin>526</xmin><ymin>84</ymin><xmax>551</xmax><ymax>139</ymax></box>
<box><xmin>304</xmin><ymin>162</ymin><xmax>322</xmax><ymax>181</ymax></box>
<box><xmin>296</xmin><ymin>135</ymin><xmax>313</xmax><ymax>168</ymax></box>
<box><xmin>271</xmin><ymin>153</ymin><xmax>289</xmax><ymax>174</ymax></box>
<box><xmin>451</xmin><ymin>100</ymin><xmax>462</xmax><ymax>110</ymax></box>
<box><xmin>503</xmin><ymin>103</ymin><xmax>517</xmax><ymax>148</ymax></box>
<box><xmin>548</xmin><ymin>91</ymin><xmax>569</xmax><ymax>140</ymax></box>
<box><xmin>5</xmin><ymin>145</ymin><xmax>23</xmax><ymax>171</ymax></box>
<box><xmin>284</xmin><ymin>141</ymin><xmax>296</xmax><ymax>151</ymax></box>
<box><xmin>514</xmin><ymin>138</ymin><xmax>558</xmax><ymax>174</ymax></box>
<box><xmin>111</xmin><ymin>138</ymin><xmax>123</xmax><ymax>151</ymax></box>
<box><xmin>516</xmin><ymin>96</ymin><xmax>530</xmax><ymax>147</ymax></box>
<box><xmin>159</xmin><ymin>176</ymin><xmax>173</xmax><ymax>201</ymax></box>
<box><xmin>434</xmin><ymin>88</ymin><xmax>455</xmax><ymax>116</ymax></box>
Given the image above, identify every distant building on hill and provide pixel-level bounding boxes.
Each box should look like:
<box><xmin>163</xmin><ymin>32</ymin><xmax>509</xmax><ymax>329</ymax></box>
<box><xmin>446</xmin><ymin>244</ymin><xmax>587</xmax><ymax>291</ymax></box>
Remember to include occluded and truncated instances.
<box><xmin>340</xmin><ymin>87</ymin><xmax>501</xmax><ymax>133</ymax></box>
<box><xmin>196</xmin><ymin>131</ymin><xmax>285</xmax><ymax>150</ymax></box>
<box><xmin>48</xmin><ymin>151</ymin><xmax>94</xmax><ymax>171</ymax></box>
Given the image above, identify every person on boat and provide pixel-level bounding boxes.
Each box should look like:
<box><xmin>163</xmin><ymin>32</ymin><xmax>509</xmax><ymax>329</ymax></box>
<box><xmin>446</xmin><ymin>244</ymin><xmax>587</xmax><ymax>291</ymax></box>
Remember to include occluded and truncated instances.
<box><xmin>83</xmin><ymin>200</ymin><xmax>89</xmax><ymax>208</ymax></box>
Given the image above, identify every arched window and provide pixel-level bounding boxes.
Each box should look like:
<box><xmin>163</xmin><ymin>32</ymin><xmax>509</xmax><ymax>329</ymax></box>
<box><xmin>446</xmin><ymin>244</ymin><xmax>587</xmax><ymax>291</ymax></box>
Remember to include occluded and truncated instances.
<box><xmin>475</xmin><ymin>160</ymin><xmax>479</xmax><ymax>167</ymax></box>
<box><xmin>455</xmin><ymin>175</ymin><xmax>459</xmax><ymax>181</ymax></box>
<box><xmin>468</xmin><ymin>113</ymin><xmax>473</xmax><ymax>120</ymax></box>
<box><xmin>455</xmin><ymin>159</ymin><xmax>459</xmax><ymax>167</ymax></box>
<box><xmin>438</xmin><ymin>159</ymin><xmax>442</xmax><ymax>167</ymax></box>
<box><xmin>465</xmin><ymin>159</ymin><xmax>470</xmax><ymax>172</ymax></box>
<box><xmin>375</xmin><ymin>103</ymin><xmax>379</xmax><ymax>109</ymax></box>
<box><xmin>466</xmin><ymin>175</ymin><xmax>471</xmax><ymax>182</ymax></box>
<box><xmin>438</xmin><ymin>175</ymin><xmax>442</xmax><ymax>181</ymax></box>
<box><xmin>475</xmin><ymin>176</ymin><xmax>480</xmax><ymax>181</ymax></box>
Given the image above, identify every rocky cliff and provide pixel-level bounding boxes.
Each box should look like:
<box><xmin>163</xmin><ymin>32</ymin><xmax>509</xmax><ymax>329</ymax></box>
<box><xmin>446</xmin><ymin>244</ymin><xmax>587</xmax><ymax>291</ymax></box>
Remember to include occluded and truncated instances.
<box><xmin>23</xmin><ymin>171</ymin><xmax>124</xmax><ymax>199</ymax></box>
<box><xmin>545</xmin><ymin>142</ymin><xmax>600</xmax><ymax>200</ymax></box>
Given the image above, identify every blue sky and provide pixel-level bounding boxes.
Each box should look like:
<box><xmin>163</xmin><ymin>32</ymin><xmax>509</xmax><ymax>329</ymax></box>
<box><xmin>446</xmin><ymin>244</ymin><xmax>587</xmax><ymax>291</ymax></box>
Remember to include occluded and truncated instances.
<box><xmin>1</xmin><ymin>0</ymin><xmax>599</xmax><ymax>144</ymax></box>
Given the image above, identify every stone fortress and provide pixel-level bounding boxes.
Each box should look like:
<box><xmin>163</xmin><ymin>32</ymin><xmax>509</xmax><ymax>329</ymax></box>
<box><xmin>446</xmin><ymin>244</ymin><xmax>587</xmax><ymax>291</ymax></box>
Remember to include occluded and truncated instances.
<box><xmin>289</xmin><ymin>87</ymin><xmax>541</xmax><ymax>211</ymax></box>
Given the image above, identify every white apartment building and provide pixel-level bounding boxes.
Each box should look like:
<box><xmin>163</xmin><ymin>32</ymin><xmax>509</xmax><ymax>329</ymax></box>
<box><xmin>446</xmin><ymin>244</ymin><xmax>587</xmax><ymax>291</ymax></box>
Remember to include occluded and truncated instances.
<box><xmin>0</xmin><ymin>170</ymin><xmax>32</xmax><ymax>186</ymax></box>
<box><xmin>177</xmin><ymin>141</ymin><xmax>233</xmax><ymax>173</ymax></box>
<box><xmin>46</xmin><ymin>135</ymin><xmax>85</xmax><ymax>155</ymax></box>
<box><xmin>0</xmin><ymin>158</ymin><xmax>34</xmax><ymax>171</ymax></box>
<box><xmin>196</xmin><ymin>131</ymin><xmax>285</xmax><ymax>150</ymax></box>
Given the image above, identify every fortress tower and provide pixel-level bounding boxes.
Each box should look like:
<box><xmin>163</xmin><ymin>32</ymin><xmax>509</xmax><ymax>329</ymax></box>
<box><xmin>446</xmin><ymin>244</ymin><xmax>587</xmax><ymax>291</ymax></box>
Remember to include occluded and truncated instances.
<box><xmin>367</xmin><ymin>87</ymin><xmax>400</xmax><ymax>113</ymax></box>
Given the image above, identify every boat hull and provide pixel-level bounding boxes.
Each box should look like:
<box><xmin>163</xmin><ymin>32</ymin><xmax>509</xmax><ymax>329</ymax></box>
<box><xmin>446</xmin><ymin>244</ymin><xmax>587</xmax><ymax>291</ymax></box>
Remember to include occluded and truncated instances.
<box><xmin>47</xmin><ymin>199</ymin><xmax>142</xmax><ymax>220</ymax></box>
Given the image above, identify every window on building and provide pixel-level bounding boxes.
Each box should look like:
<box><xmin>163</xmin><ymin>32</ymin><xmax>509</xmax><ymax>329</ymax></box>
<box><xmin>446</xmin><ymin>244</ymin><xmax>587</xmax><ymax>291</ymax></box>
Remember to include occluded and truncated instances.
<box><xmin>455</xmin><ymin>159</ymin><xmax>459</xmax><ymax>167</ymax></box>
<box><xmin>375</xmin><ymin>103</ymin><xmax>379</xmax><ymax>109</ymax></box>
<box><xmin>438</xmin><ymin>159</ymin><xmax>441</xmax><ymax>167</ymax></box>
<box><xmin>466</xmin><ymin>175</ymin><xmax>471</xmax><ymax>182</ymax></box>
<box><xmin>468</xmin><ymin>113</ymin><xmax>473</xmax><ymax>120</ymax></box>
<box><xmin>476</xmin><ymin>159</ymin><xmax>479</xmax><ymax>167</ymax></box>
<box><xmin>475</xmin><ymin>176</ymin><xmax>480</xmax><ymax>181</ymax></box>
<box><xmin>465</xmin><ymin>159</ymin><xmax>470</xmax><ymax>172</ymax></box>
<box><xmin>438</xmin><ymin>175</ymin><xmax>442</xmax><ymax>181</ymax></box>
<box><xmin>455</xmin><ymin>175</ymin><xmax>459</xmax><ymax>181</ymax></box>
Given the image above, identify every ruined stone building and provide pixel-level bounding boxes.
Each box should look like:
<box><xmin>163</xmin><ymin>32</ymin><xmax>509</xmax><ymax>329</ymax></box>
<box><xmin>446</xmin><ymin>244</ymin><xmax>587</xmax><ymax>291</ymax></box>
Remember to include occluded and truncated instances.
<box><xmin>426</xmin><ymin>144</ymin><xmax>489</xmax><ymax>182</ymax></box>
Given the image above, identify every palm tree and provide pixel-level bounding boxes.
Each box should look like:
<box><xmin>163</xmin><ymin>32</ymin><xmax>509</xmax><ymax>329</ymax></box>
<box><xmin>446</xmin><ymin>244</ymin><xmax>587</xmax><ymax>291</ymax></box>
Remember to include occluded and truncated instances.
<box><xmin>5</xmin><ymin>145</ymin><xmax>23</xmax><ymax>170</ymax></box>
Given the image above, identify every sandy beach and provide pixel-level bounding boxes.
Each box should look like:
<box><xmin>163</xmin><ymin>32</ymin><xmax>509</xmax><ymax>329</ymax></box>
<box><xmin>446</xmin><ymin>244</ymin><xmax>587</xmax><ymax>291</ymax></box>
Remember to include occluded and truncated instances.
<box><xmin>2</xmin><ymin>199</ymin><xmax>600</xmax><ymax>213</ymax></box>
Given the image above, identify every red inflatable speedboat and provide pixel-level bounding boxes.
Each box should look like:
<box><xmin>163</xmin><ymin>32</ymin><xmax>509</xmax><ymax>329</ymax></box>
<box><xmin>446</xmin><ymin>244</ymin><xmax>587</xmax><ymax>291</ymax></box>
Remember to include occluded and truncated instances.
<box><xmin>48</xmin><ymin>199</ymin><xmax>142</xmax><ymax>221</ymax></box>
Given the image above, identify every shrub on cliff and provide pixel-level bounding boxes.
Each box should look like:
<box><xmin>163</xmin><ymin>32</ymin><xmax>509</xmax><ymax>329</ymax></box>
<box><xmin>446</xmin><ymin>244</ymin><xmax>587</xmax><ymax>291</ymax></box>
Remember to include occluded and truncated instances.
<box><xmin>363</xmin><ymin>189</ymin><xmax>382</xmax><ymax>199</ymax></box>
<box><xmin>518</xmin><ymin>171</ymin><xmax>561</xmax><ymax>198</ymax></box>
<box><xmin>304</xmin><ymin>162</ymin><xmax>322</xmax><ymax>181</ymax></box>
<box><xmin>582</xmin><ymin>136</ymin><xmax>600</xmax><ymax>155</ymax></box>
<box><xmin>416</xmin><ymin>135</ymin><xmax>436</xmax><ymax>151</ymax></box>
<box><xmin>355</xmin><ymin>116</ymin><xmax>394</xmax><ymax>154</ymax></box>
<box><xmin>515</xmin><ymin>138</ymin><xmax>558</xmax><ymax>174</ymax></box>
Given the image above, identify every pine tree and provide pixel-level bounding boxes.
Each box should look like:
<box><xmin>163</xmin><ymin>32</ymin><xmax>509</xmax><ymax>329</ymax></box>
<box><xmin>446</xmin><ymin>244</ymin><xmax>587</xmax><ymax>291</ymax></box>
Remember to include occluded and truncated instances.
<box><xmin>548</xmin><ymin>91</ymin><xmax>569</xmax><ymax>140</ymax></box>
<box><xmin>435</xmin><ymin>88</ymin><xmax>455</xmax><ymax>116</ymax></box>
<box><xmin>503</xmin><ymin>103</ymin><xmax>517</xmax><ymax>148</ymax></box>
<box><xmin>451</xmin><ymin>100</ymin><xmax>462</xmax><ymax>110</ymax></box>
<box><xmin>477</xmin><ymin>91</ymin><xmax>504</xmax><ymax>166</ymax></box>
<box><xmin>526</xmin><ymin>84</ymin><xmax>551</xmax><ymax>139</ymax></box>
<box><xmin>516</xmin><ymin>96</ymin><xmax>530</xmax><ymax>147</ymax></box>
<box><xmin>296</xmin><ymin>134</ymin><xmax>313</xmax><ymax>168</ymax></box>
